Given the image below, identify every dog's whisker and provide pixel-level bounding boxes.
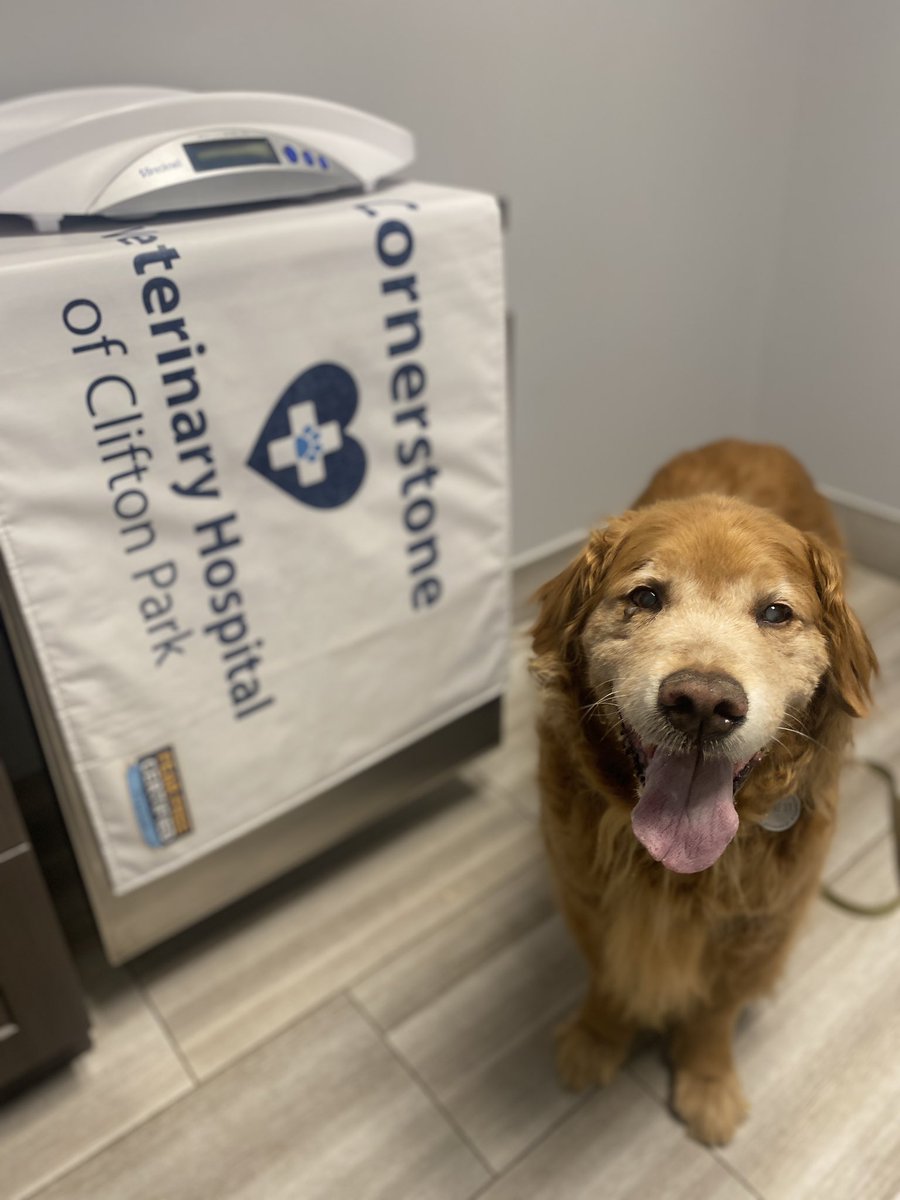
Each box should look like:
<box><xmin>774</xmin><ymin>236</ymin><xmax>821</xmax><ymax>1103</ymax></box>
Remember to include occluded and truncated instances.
<box><xmin>776</xmin><ymin>724</ymin><xmax>830</xmax><ymax>753</ymax></box>
<box><xmin>581</xmin><ymin>702</ymin><xmax>608</xmax><ymax>724</ymax></box>
<box><xmin>580</xmin><ymin>691</ymin><xmax>619</xmax><ymax>725</ymax></box>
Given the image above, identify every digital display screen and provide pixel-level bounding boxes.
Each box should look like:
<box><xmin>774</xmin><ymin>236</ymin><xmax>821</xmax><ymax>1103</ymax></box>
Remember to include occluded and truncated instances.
<box><xmin>184</xmin><ymin>138</ymin><xmax>279</xmax><ymax>172</ymax></box>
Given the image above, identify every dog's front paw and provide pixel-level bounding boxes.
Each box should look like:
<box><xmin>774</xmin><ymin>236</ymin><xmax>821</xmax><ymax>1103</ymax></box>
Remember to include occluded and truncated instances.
<box><xmin>553</xmin><ymin>1016</ymin><xmax>628</xmax><ymax>1091</ymax></box>
<box><xmin>672</xmin><ymin>1068</ymin><xmax>749</xmax><ymax>1146</ymax></box>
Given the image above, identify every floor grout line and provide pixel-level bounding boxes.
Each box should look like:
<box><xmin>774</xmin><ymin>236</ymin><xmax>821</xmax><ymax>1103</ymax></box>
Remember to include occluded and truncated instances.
<box><xmin>468</xmin><ymin>766</ymin><xmax>540</xmax><ymax>823</ymax></box>
<box><xmin>117</xmin><ymin>790</ymin><xmax>541</xmax><ymax>1087</ymax></box>
<box><xmin>346</xmin><ymin>991</ymin><xmax>499</xmax><ymax>1185</ymax></box>
<box><xmin>825</xmin><ymin>824</ymin><xmax>894</xmax><ymax>888</ymax></box>
<box><xmin>141</xmin><ymin>984</ymin><xmax>348</xmax><ymax>1090</ymax></box>
<box><xmin>465</xmin><ymin>1092</ymin><xmax>595</xmax><ymax>1199</ymax></box>
<box><xmin>75</xmin><ymin>822</ymin><xmax>542</xmax><ymax>1117</ymax></box>
<box><xmin>625</xmin><ymin>1058</ymin><xmax>667</xmax><ymax>1107</ymax></box>
<box><xmin>711</xmin><ymin>1150</ymin><xmax>768</xmax><ymax>1200</ymax></box>
<box><xmin>16</xmin><ymin>1086</ymin><xmax>185</xmax><ymax>1200</ymax></box>
<box><xmin>466</xmin><ymin>762</ymin><xmax>541</xmax><ymax>824</ymax></box>
<box><xmin>626</xmin><ymin>1066</ymin><xmax>767</xmax><ymax>1200</ymax></box>
<box><xmin>11</xmin><ymin>967</ymin><xmax>197</xmax><ymax>1200</ymax></box>
<box><xmin>126</xmin><ymin>965</ymin><xmax>200</xmax><ymax>1088</ymax></box>
<box><xmin>15</xmin><ymin>986</ymin><xmax>354</xmax><ymax>1200</ymax></box>
<box><xmin>342</xmin><ymin>855</ymin><xmax>551</xmax><ymax>1031</ymax></box>
<box><xmin>407</xmin><ymin>985</ymin><xmax>584</xmax><ymax>1108</ymax></box>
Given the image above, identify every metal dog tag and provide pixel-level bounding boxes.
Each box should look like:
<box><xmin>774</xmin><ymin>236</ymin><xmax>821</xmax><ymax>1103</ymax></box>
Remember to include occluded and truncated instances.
<box><xmin>759</xmin><ymin>794</ymin><xmax>802</xmax><ymax>833</ymax></box>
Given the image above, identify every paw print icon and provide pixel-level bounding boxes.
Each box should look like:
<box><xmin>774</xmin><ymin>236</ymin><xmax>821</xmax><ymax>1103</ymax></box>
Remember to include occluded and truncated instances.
<box><xmin>268</xmin><ymin>409</ymin><xmax>339</xmax><ymax>488</ymax></box>
<box><xmin>295</xmin><ymin>423</ymin><xmax>324</xmax><ymax>466</ymax></box>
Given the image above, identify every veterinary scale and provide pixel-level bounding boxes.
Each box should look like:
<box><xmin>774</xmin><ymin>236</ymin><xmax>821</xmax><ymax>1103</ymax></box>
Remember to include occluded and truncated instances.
<box><xmin>0</xmin><ymin>87</ymin><xmax>415</xmax><ymax>231</ymax></box>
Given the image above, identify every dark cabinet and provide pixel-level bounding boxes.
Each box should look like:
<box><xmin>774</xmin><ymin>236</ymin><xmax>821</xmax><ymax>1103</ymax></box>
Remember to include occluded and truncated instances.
<box><xmin>0</xmin><ymin>763</ymin><xmax>89</xmax><ymax>1094</ymax></box>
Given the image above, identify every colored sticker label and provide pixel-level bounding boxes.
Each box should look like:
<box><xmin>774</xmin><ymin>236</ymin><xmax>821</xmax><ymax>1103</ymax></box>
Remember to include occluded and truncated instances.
<box><xmin>128</xmin><ymin>746</ymin><xmax>192</xmax><ymax>847</ymax></box>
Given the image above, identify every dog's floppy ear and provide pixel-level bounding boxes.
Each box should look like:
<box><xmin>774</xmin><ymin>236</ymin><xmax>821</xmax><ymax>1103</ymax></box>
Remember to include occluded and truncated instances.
<box><xmin>806</xmin><ymin>533</ymin><xmax>877</xmax><ymax>717</ymax></box>
<box><xmin>531</xmin><ymin>525</ymin><xmax>617</xmax><ymax>662</ymax></box>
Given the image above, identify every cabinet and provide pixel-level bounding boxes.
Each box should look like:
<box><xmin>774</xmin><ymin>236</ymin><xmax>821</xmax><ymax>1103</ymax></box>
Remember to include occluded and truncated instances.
<box><xmin>0</xmin><ymin>763</ymin><xmax>89</xmax><ymax>1094</ymax></box>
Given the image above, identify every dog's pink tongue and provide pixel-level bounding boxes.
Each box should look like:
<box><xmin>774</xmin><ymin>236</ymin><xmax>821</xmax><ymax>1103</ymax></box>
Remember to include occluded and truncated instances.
<box><xmin>632</xmin><ymin>749</ymin><xmax>738</xmax><ymax>873</ymax></box>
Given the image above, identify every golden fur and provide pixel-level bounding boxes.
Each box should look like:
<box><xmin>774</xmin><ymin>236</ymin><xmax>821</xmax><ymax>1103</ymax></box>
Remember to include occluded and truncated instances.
<box><xmin>531</xmin><ymin>438</ymin><xmax>876</xmax><ymax>1144</ymax></box>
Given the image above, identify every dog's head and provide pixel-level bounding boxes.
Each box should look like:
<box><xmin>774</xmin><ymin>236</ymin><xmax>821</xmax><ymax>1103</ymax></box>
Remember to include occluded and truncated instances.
<box><xmin>532</xmin><ymin>495</ymin><xmax>876</xmax><ymax>874</ymax></box>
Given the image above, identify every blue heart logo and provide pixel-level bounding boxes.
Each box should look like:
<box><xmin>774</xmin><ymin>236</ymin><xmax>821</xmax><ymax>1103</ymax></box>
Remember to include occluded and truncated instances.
<box><xmin>246</xmin><ymin>363</ymin><xmax>366</xmax><ymax>508</ymax></box>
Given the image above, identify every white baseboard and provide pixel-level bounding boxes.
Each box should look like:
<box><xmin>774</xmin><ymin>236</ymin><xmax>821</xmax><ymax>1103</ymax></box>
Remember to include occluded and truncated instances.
<box><xmin>821</xmin><ymin>485</ymin><xmax>900</xmax><ymax>580</ymax></box>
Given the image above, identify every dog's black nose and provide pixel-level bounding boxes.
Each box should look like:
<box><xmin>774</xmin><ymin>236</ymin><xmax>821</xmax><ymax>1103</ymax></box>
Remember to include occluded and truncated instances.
<box><xmin>658</xmin><ymin>670</ymin><xmax>748</xmax><ymax>740</ymax></box>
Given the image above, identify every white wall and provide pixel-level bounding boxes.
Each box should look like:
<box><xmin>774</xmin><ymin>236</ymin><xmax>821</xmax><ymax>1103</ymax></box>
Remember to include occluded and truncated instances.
<box><xmin>759</xmin><ymin>0</ymin><xmax>900</xmax><ymax>520</ymax></box>
<box><xmin>0</xmin><ymin>1</ymin><xmax>814</xmax><ymax>557</ymax></box>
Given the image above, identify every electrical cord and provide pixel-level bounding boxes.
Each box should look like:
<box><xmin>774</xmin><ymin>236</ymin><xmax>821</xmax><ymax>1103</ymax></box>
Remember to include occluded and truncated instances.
<box><xmin>821</xmin><ymin>758</ymin><xmax>900</xmax><ymax>917</ymax></box>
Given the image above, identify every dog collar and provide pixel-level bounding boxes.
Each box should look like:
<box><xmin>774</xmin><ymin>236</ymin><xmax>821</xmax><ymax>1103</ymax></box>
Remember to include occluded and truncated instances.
<box><xmin>759</xmin><ymin>793</ymin><xmax>802</xmax><ymax>833</ymax></box>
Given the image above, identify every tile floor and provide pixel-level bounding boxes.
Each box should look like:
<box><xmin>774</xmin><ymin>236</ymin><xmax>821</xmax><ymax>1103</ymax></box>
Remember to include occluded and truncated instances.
<box><xmin>2</xmin><ymin>566</ymin><xmax>899</xmax><ymax>1200</ymax></box>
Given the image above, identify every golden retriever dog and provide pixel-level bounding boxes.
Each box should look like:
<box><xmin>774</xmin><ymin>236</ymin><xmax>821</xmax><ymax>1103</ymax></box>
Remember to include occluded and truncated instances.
<box><xmin>531</xmin><ymin>438</ymin><xmax>876</xmax><ymax>1145</ymax></box>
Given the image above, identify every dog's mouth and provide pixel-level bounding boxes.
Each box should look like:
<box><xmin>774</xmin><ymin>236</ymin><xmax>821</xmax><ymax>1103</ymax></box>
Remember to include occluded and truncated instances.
<box><xmin>622</xmin><ymin>724</ymin><xmax>757</xmax><ymax>794</ymax></box>
<box><xmin>620</xmin><ymin>721</ymin><xmax>761</xmax><ymax>875</ymax></box>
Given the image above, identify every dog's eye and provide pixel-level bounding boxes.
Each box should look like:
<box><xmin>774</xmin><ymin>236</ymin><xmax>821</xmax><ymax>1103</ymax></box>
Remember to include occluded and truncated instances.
<box><xmin>760</xmin><ymin>602</ymin><xmax>793</xmax><ymax>626</ymax></box>
<box><xmin>629</xmin><ymin>586</ymin><xmax>662</xmax><ymax>612</ymax></box>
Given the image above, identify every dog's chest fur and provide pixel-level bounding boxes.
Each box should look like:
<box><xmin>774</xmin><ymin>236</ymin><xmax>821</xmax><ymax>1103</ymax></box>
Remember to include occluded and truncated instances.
<box><xmin>542</xmin><ymin>794</ymin><xmax>711</xmax><ymax>1026</ymax></box>
<box><xmin>539</xmin><ymin>727</ymin><xmax>828</xmax><ymax>1029</ymax></box>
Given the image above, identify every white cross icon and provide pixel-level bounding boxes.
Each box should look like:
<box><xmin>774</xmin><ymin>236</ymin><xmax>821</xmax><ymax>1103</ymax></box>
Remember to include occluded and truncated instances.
<box><xmin>267</xmin><ymin>400</ymin><xmax>344</xmax><ymax>488</ymax></box>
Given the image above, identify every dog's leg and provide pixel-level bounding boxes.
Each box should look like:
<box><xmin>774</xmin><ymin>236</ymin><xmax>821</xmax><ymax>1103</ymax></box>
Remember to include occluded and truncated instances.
<box><xmin>668</xmin><ymin>1003</ymin><xmax>748</xmax><ymax>1146</ymax></box>
<box><xmin>554</xmin><ymin>982</ymin><xmax>635</xmax><ymax>1091</ymax></box>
